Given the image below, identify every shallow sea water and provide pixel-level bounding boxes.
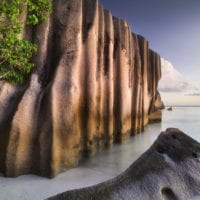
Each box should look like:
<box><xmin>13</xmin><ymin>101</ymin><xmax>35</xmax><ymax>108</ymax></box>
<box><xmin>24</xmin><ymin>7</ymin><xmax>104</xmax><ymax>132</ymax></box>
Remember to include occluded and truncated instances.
<box><xmin>161</xmin><ymin>107</ymin><xmax>200</xmax><ymax>141</ymax></box>
<box><xmin>0</xmin><ymin>107</ymin><xmax>199</xmax><ymax>200</ymax></box>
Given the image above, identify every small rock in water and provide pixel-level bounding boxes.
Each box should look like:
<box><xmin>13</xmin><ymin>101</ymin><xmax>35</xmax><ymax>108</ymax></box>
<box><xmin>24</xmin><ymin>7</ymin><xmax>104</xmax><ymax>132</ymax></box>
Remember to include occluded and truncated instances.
<box><xmin>167</xmin><ymin>106</ymin><xmax>173</xmax><ymax>111</ymax></box>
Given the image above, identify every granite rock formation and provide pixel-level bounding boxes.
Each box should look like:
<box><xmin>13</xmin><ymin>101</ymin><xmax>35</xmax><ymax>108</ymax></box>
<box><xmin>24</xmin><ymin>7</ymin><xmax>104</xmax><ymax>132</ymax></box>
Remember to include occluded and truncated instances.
<box><xmin>47</xmin><ymin>128</ymin><xmax>200</xmax><ymax>200</ymax></box>
<box><xmin>0</xmin><ymin>0</ymin><xmax>163</xmax><ymax>177</ymax></box>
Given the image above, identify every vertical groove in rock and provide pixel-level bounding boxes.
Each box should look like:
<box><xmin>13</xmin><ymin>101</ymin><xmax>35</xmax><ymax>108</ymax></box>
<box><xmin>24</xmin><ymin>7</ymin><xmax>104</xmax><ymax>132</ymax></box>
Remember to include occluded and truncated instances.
<box><xmin>81</xmin><ymin>0</ymin><xmax>99</xmax><ymax>156</ymax></box>
<box><xmin>113</xmin><ymin>17</ymin><xmax>122</xmax><ymax>142</ymax></box>
<box><xmin>137</xmin><ymin>35</ymin><xmax>149</xmax><ymax>128</ymax></box>
<box><xmin>103</xmin><ymin>10</ymin><xmax>114</xmax><ymax>147</ymax></box>
<box><xmin>131</xmin><ymin>33</ymin><xmax>143</xmax><ymax>134</ymax></box>
<box><xmin>0</xmin><ymin>0</ymin><xmax>163</xmax><ymax>177</ymax></box>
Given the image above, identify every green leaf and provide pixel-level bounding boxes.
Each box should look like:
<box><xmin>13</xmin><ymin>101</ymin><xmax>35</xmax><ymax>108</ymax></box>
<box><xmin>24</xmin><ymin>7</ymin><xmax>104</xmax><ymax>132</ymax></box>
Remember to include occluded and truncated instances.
<box><xmin>0</xmin><ymin>0</ymin><xmax>52</xmax><ymax>83</ymax></box>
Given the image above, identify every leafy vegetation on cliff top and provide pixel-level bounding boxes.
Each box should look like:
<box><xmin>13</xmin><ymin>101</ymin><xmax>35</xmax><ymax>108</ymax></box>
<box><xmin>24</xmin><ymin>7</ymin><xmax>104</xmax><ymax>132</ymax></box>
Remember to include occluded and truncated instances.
<box><xmin>0</xmin><ymin>0</ymin><xmax>52</xmax><ymax>83</ymax></box>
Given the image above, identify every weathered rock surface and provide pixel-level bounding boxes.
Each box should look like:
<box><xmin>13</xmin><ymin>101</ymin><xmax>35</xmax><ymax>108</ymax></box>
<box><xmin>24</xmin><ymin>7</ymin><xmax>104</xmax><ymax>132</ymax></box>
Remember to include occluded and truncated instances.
<box><xmin>0</xmin><ymin>0</ymin><xmax>162</xmax><ymax>177</ymax></box>
<box><xmin>47</xmin><ymin>128</ymin><xmax>200</xmax><ymax>200</ymax></box>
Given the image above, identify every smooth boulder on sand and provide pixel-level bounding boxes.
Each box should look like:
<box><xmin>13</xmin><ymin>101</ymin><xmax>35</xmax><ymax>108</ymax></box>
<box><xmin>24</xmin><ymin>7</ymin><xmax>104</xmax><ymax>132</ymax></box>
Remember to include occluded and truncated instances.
<box><xmin>47</xmin><ymin>128</ymin><xmax>200</xmax><ymax>200</ymax></box>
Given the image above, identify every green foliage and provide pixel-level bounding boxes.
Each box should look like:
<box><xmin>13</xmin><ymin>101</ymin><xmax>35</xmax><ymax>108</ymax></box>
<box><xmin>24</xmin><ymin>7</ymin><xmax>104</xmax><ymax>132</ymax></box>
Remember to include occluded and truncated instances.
<box><xmin>0</xmin><ymin>0</ymin><xmax>52</xmax><ymax>83</ymax></box>
<box><xmin>27</xmin><ymin>0</ymin><xmax>52</xmax><ymax>25</ymax></box>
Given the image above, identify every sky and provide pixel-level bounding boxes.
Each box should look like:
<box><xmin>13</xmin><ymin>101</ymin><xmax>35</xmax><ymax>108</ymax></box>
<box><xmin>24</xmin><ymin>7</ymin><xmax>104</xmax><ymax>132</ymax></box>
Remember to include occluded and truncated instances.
<box><xmin>100</xmin><ymin>0</ymin><xmax>200</xmax><ymax>106</ymax></box>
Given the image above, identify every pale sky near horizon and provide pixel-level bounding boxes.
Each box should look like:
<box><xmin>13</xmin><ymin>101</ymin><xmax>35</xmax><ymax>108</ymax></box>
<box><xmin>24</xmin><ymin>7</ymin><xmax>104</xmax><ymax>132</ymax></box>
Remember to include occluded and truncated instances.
<box><xmin>100</xmin><ymin>0</ymin><xmax>200</xmax><ymax>106</ymax></box>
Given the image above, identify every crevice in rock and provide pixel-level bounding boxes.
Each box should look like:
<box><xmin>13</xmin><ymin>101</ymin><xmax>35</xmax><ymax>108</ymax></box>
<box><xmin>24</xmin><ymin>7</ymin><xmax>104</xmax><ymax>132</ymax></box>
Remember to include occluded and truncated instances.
<box><xmin>156</xmin><ymin>145</ymin><xmax>166</xmax><ymax>154</ymax></box>
<box><xmin>192</xmin><ymin>152</ymin><xmax>198</xmax><ymax>158</ymax></box>
<box><xmin>161</xmin><ymin>187</ymin><xmax>178</xmax><ymax>200</ymax></box>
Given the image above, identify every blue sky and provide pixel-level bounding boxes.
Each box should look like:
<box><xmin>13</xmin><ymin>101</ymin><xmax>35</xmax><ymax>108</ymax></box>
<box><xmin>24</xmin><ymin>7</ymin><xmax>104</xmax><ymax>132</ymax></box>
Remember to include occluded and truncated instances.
<box><xmin>100</xmin><ymin>0</ymin><xmax>200</xmax><ymax>106</ymax></box>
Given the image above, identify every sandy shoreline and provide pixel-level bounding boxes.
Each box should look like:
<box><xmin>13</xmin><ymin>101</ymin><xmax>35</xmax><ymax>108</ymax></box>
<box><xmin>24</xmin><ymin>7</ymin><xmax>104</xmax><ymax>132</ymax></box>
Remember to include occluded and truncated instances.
<box><xmin>0</xmin><ymin>167</ymin><xmax>115</xmax><ymax>200</ymax></box>
<box><xmin>0</xmin><ymin>126</ymin><xmax>160</xmax><ymax>200</ymax></box>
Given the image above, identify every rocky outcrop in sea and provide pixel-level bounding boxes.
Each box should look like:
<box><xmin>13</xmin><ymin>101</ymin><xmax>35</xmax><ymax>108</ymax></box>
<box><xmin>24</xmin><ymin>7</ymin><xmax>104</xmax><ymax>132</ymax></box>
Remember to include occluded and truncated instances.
<box><xmin>0</xmin><ymin>0</ymin><xmax>163</xmax><ymax>177</ymax></box>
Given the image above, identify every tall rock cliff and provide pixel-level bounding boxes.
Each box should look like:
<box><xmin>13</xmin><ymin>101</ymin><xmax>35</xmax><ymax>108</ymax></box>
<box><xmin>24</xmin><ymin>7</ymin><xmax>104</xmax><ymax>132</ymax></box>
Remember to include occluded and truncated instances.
<box><xmin>0</xmin><ymin>0</ymin><xmax>163</xmax><ymax>177</ymax></box>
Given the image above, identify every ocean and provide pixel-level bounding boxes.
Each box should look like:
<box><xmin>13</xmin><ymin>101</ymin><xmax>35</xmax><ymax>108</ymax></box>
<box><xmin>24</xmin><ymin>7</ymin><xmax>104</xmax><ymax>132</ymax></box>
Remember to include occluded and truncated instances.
<box><xmin>161</xmin><ymin>106</ymin><xmax>200</xmax><ymax>142</ymax></box>
<box><xmin>0</xmin><ymin>107</ymin><xmax>199</xmax><ymax>200</ymax></box>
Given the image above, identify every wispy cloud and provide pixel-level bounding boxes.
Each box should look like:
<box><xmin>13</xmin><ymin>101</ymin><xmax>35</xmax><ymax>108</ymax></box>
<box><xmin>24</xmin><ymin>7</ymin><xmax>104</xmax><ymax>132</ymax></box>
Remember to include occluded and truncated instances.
<box><xmin>158</xmin><ymin>58</ymin><xmax>193</xmax><ymax>93</ymax></box>
<box><xmin>185</xmin><ymin>93</ymin><xmax>200</xmax><ymax>96</ymax></box>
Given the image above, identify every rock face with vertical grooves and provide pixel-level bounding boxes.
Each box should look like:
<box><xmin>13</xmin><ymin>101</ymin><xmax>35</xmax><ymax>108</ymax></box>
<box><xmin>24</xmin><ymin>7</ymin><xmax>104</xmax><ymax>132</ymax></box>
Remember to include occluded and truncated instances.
<box><xmin>47</xmin><ymin>128</ymin><xmax>200</xmax><ymax>200</ymax></box>
<box><xmin>0</xmin><ymin>0</ymin><xmax>163</xmax><ymax>177</ymax></box>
